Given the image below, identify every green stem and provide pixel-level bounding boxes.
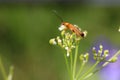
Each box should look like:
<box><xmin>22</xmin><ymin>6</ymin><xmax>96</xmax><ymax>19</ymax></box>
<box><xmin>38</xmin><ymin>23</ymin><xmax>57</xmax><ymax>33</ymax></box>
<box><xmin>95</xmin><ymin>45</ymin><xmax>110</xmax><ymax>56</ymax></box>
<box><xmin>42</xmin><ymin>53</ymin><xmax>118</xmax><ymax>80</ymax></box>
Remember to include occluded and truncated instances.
<box><xmin>64</xmin><ymin>54</ymin><xmax>72</xmax><ymax>80</ymax></box>
<box><xmin>73</xmin><ymin>44</ymin><xmax>79</xmax><ymax>80</ymax></box>
<box><xmin>0</xmin><ymin>57</ymin><xmax>8</xmax><ymax>80</ymax></box>
<box><xmin>70</xmin><ymin>52</ymin><xmax>73</xmax><ymax>76</ymax></box>
<box><xmin>76</xmin><ymin>62</ymin><xmax>85</xmax><ymax>80</ymax></box>
<box><xmin>83</xmin><ymin>67</ymin><xmax>102</xmax><ymax>80</ymax></box>
<box><xmin>102</xmin><ymin>50</ymin><xmax>120</xmax><ymax>67</ymax></box>
<box><xmin>78</xmin><ymin>61</ymin><xmax>100</xmax><ymax>80</ymax></box>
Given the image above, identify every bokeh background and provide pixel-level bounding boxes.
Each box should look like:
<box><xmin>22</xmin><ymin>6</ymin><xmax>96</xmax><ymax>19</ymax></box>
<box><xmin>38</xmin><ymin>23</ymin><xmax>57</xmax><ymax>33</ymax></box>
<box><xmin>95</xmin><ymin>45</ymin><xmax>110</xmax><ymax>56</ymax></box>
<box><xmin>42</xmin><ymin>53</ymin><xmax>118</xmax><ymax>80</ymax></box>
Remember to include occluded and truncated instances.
<box><xmin>0</xmin><ymin>1</ymin><xmax>120</xmax><ymax>80</ymax></box>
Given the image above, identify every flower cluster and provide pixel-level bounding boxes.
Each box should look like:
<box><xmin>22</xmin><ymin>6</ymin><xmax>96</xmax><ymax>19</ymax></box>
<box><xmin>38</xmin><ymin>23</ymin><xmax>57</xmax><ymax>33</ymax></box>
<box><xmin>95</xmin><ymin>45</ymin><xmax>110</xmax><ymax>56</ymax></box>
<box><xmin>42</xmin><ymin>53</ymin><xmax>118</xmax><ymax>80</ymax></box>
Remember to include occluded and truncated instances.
<box><xmin>92</xmin><ymin>45</ymin><xmax>117</xmax><ymax>62</ymax></box>
<box><xmin>49</xmin><ymin>31</ymin><xmax>77</xmax><ymax>57</ymax></box>
<box><xmin>49</xmin><ymin>24</ymin><xmax>87</xmax><ymax>57</ymax></box>
<box><xmin>80</xmin><ymin>53</ymin><xmax>89</xmax><ymax>63</ymax></box>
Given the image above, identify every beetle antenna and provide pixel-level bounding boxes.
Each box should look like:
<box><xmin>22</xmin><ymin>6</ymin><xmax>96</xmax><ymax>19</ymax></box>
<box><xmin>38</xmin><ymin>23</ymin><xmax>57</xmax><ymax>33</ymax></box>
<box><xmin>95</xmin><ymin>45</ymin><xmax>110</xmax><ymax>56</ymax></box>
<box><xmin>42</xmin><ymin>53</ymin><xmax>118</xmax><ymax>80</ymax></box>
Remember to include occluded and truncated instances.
<box><xmin>52</xmin><ymin>10</ymin><xmax>64</xmax><ymax>22</ymax></box>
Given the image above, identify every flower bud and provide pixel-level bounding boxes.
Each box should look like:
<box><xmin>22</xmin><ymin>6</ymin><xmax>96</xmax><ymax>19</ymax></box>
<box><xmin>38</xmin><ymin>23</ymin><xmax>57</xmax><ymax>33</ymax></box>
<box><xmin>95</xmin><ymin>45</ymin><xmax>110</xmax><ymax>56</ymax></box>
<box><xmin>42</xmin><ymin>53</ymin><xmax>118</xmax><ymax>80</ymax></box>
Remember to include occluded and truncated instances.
<box><xmin>49</xmin><ymin>38</ymin><xmax>57</xmax><ymax>45</ymax></box>
<box><xmin>80</xmin><ymin>54</ymin><xmax>84</xmax><ymax>61</ymax></box>
<box><xmin>110</xmin><ymin>57</ymin><xmax>118</xmax><ymax>62</ymax></box>
<box><xmin>98</xmin><ymin>50</ymin><xmax>102</xmax><ymax>54</ymax></box>
<box><xmin>99</xmin><ymin>45</ymin><xmax>103</xmax><ymax>50</ymax></box>
<box><xmin>83</xmin><ymin>30</ymin><xmax>87</xmax><ymax>37</ymax></box>
<box><xmin>56</xmin><ymin>36</ymin><xmax>62</xmax><ymax>46</ymax></box>
<box><xmin>92</xmin><ymin>47</ymin><xmax>97</xmax><ymax>54</ymax></box>
<box><xmin>61</xmin><ymin>30</ymin><xmax>66</xmax><ymax>36</ymax></box>
<box><xmin>80</xmin><ymin>53</ymin><xmax>89</xmax><ymax>63</ymax></box>
<box><xmin>84</xmin><ymin>53</ymin><xmax>89</xmax><ymax>62</ymax></box>
<box><xmin>104</xmin><ymin>50</ymin><xmax>109</xmax><ymax>57</ymax></box>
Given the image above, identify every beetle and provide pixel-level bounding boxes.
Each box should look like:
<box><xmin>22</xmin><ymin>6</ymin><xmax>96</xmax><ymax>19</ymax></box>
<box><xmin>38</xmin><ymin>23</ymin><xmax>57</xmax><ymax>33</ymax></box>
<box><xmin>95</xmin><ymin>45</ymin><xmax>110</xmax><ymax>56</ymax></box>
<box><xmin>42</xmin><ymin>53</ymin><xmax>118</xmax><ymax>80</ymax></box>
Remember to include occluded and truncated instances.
<box><xmin>53</xmin><ymin>10</ymin><xmax>85</xmax><ymax>37</ymax></box>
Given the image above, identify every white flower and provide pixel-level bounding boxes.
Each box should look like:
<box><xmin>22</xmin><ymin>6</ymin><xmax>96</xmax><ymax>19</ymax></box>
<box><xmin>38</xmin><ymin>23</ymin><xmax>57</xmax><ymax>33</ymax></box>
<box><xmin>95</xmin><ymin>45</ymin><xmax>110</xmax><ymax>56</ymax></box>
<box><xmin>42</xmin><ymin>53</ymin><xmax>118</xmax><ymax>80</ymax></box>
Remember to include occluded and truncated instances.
<box><xmin>67</xmin><ymin>51</ymin><xmax>70</xmax><ymax>57</ymax></box>
<box><xmin>58</xmin><ymin>39</ymin><xmax>62</xmax><ymax>43</ymax></box>
<box><xmin>65</xmin><ymin>46</ymin><xmax>69</xmax><ymax>50</ymax></box>
<box><xmin>99</xmin><ymin>45</ymin><xmax>103</xmax><ymax>49</ymax></box>
<box><xmin>58</xmin><ymin>25</ymin><xmax>66</xmax><ymax>31</ymax></box>
<box><xmin>65</xmin><ymin>47</ymin><xmax>70</xmax><ymax>57</ymax></box>
<box><xmin>57</xmin><ymin>36</ymin><xmax>62</xmax><ymax>43</ymax></box>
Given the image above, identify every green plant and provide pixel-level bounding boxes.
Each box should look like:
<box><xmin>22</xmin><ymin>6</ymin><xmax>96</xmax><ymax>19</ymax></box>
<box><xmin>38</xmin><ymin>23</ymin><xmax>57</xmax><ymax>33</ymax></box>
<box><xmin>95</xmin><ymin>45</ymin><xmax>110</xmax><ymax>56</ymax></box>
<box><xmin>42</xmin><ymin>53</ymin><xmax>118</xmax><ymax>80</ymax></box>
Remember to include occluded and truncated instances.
<box><xmin>49</xmin><ymin>23</ymin><xmax>120</xmax><ymax>80</ymax></box>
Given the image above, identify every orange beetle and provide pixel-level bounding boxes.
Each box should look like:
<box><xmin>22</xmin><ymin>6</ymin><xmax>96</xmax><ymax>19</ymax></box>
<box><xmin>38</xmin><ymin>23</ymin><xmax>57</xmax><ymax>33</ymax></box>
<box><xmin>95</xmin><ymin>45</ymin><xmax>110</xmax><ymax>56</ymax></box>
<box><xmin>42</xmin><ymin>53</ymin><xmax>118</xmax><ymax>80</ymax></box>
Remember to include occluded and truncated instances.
<box><xmin>53</xmin><ymin>10</ymin><xmax>85</xmax><ymax>37</ymax></box>
<box><xmin>61</xmin><ymin>22</ymin><xmax>85</xmax><ymax>37</ymax></box>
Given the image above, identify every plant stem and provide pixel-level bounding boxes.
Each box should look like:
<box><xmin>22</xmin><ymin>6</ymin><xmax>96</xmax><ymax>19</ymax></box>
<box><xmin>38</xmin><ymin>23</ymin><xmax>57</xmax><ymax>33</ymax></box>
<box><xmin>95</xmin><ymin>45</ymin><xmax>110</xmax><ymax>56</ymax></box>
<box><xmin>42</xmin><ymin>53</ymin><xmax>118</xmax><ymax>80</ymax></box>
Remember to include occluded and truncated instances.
<box><xmin>78</xmin><ymin>61</ymin><xmax>100</xmax><ymax>80</ymax></box>
<box><xmin>76</xmin><ymin>62</ymin><xmax>85</xmax><ymax>80</ymax></box>
<box><xmin>83</xmin><ymin>67</ymin><xmax>102</xmax><ymax>80</ymax></box>
<box><xmin>73</xmin><ymin>44</ymin><xmax>79</xmax><ymax>80</ymax></box>
<box><xmin>70</xmin><ymin>52</ymin><xmax>73</xmax><ymax>75</ymax></box>
<box><xmin>0</xmin><ymin>57</ymin><xmax>7</xmax><ymax>80</ymax></box>
<box><xmin>102</xmin><ymin>50</ymin><xmax>120</xmax><ymax>67</ymax></box>
<box><xmin>64</xmin><ymin>54</ymin><xmax>72</xmax><ymax>80</ymax></box>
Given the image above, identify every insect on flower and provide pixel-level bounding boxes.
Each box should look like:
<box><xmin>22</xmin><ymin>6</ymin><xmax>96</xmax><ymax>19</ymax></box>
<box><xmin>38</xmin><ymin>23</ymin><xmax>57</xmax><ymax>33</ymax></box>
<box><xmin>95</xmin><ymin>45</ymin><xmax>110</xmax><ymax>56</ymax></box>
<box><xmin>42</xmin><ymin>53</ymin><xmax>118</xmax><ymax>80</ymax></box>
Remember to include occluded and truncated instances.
<box><xmin>53</xmin><ymin>10</ymin><xmax>86</xmax><ymax>38</ymax></box>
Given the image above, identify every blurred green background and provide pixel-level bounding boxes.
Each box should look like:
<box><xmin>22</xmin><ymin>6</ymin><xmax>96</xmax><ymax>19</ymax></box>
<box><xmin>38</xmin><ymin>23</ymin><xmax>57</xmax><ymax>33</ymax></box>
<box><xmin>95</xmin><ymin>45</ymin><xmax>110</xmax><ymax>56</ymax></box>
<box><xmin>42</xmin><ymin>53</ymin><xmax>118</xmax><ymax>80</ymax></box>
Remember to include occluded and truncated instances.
<box><xmin>0</xmin><ymin>3</ymin><xmax>120</xmax><ymax>80</ymax></box>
